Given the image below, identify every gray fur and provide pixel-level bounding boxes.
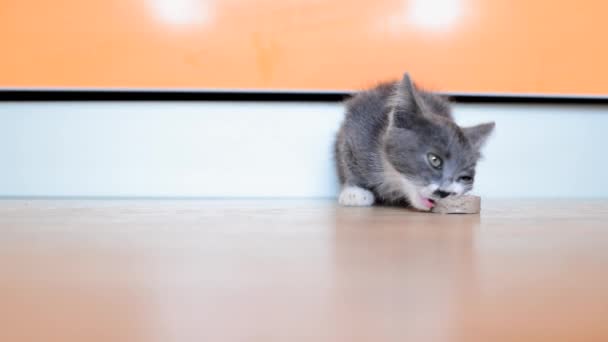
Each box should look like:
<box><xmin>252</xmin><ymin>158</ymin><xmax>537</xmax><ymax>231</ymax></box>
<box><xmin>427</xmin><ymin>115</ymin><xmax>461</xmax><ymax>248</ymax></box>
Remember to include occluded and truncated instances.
<box><xmin>335</xmin><ymin>73</ymin><xmax>495</xmax><ymax>210</ymax></box>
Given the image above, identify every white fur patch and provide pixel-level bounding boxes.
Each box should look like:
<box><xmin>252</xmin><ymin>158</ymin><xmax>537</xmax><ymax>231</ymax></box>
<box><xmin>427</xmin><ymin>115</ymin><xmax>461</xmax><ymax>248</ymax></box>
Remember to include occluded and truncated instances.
<box><xmin>339</xmin><ymin>186</ymin><xmax>375</xmax><ymax>207</ymax></box>
<box><xmin>401</xmin><ymin>178</ymin><xmax>431</xmax><ymax>211</ymax></box>
<box><xmin>386</xmin><ymin>108</ymin><xmax>395</xmax><ymax>130</ymax></box>
<box><xmin>400</xmin><ymin>178</ymin><xmax>433</xmax><ymax>211</ymax></box>
<box><xmin>420</xmin><ymin>183</ymin><xmax>439</xmax><ymax>198</ymax></box>
<box><xmin>445</xmin><ymin>182</ymin><xmax>465</xmax><ymax>196</ymax></box>
<box><xmin>378</xmin><ymin>153</ymin><xmax>408</xmax><ymax>197</ymax></box>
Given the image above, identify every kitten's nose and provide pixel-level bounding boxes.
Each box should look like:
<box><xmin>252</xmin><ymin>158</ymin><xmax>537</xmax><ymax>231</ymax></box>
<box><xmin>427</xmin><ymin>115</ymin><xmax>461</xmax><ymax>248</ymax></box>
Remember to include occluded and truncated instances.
<box><xmin>434</xmin><ymin>190</ymin><xmax>454</xmax><ymax>199</ymax></box>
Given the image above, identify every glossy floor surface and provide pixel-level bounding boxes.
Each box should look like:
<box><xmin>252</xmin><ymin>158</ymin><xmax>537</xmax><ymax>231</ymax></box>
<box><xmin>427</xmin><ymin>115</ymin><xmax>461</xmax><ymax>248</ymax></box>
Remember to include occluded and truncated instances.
<box><xmin>1</xmin><ymin>199</ymin><xmax>607</xmax><ymax>341</ymax></box>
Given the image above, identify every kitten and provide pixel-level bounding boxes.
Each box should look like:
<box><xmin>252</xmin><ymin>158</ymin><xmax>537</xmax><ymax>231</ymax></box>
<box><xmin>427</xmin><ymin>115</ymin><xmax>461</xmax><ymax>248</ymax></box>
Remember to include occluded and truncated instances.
<box><xmin>334</xmin><ymin>73</ymin><xmax>495</xmax><ymax>211</ymax></box>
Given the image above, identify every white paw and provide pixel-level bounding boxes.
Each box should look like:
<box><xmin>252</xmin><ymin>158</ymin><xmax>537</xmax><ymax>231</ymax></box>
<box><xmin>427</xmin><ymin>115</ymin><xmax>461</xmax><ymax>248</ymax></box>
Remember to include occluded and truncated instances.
<box><xmin>338</xmin><ymin>186</ymin><xmax>375</xmax><ymax>206</ymax></box>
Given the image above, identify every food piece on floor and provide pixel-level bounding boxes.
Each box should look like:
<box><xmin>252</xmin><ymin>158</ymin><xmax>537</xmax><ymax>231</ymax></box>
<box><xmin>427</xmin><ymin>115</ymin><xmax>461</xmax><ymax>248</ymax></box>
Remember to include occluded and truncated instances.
<box><xmin>431</xmin><ymin>195</ymin><xmax>481</xmax><ymax>214</ymax></box>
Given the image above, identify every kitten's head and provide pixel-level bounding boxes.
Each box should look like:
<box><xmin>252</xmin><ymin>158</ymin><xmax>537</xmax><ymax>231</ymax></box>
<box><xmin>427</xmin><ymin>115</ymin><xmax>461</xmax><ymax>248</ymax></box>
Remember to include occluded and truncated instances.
<box><xmin>383</xmin><ymin>73</ymin><xmax>495</xmax><ymax>211</ymax></box>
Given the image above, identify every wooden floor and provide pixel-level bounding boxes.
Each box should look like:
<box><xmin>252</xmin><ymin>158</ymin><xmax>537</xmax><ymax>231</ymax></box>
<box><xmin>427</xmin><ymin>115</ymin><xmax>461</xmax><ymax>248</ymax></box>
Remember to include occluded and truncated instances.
<box><xmin>1</xmin><ymin>199</ymin><xmax>607</xmax><ymax>341</ymax></box>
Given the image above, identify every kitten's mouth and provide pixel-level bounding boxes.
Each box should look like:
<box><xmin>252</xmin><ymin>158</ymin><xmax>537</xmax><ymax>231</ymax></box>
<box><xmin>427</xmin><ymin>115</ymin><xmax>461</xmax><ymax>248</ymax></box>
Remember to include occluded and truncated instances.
<box><xmin>420</xmin><ymin>196</ymin><xmax>436</xmax><ymax>210</ymax></box>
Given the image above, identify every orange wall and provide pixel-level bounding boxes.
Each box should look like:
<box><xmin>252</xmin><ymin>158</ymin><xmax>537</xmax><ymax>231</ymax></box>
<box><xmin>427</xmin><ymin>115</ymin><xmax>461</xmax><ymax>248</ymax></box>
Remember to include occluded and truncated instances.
<box><xmin>1</xmin><ymin>0</ymin><xmax>607</xmax><ymax>95</ymax></box>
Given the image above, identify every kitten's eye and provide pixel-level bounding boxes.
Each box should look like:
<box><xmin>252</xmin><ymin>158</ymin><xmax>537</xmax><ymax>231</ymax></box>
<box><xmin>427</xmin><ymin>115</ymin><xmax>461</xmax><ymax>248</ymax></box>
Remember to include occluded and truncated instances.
<box><xmin>427</xmin><ymin>153</ymin><xmax>443</xmax><ymax>169</ymax></box>
<box><xmin>458</xmin><ymin>175</ymin><xmax>473</xmax><ymax>182</ymax></box>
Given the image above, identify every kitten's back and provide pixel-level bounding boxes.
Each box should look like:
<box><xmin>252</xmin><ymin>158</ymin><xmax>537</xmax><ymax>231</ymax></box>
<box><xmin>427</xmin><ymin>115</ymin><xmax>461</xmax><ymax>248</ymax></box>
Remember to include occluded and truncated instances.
<box><xmin>344</xmin><ymin>81</ymin><xmax>451</xmax><ymax>124</ymax></box>
<box><xmin>341</xmin><ymin>83</ymin><xmax>393</xmax><ymax>138</ymax></box>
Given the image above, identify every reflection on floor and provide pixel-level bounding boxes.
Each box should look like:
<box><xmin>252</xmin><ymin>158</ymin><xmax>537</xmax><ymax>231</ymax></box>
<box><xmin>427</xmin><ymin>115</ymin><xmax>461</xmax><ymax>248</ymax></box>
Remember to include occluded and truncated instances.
<box><xmin>1</xmin><ymin>199</ymin><xmax>607</xmax><ymax>341</ymax></box>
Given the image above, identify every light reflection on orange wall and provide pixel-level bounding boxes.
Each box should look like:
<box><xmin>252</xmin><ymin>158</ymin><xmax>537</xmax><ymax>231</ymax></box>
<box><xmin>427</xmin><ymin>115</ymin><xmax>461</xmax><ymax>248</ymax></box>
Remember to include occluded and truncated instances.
<box><xmin>1</xmin><ymin>0</ymin><xmax>607</xmax><ymax>95</ymax></box>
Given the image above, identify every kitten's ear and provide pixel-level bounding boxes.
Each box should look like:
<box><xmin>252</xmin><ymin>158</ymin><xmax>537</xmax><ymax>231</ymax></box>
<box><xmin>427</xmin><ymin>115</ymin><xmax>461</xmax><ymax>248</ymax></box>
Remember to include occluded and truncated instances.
<box><xmin>395</xmin><ymin>72</ymin><xmax>423</xmax><ymax>113</ymax></box>
<box><xmin>463</xmin><ymin>122</ymin><xmax>496</xmax><ymax>150</ymax></box>
<box><xmin>391</xmin><ymin>73</ymin><xmax>425</xmax><ymax>128</ymax></box>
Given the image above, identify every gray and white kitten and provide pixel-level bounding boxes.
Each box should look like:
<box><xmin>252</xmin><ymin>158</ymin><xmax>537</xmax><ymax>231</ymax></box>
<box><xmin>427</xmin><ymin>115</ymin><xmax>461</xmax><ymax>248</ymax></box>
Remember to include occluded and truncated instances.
<box><xmin>335</xmin><ymin>73</ymin><xmax>495</xmax><ymax>211</ymax></box>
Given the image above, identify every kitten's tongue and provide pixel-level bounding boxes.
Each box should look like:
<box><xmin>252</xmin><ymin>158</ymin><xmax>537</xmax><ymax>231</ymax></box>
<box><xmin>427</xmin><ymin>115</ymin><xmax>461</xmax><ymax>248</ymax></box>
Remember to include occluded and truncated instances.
<box><xmin>421</xmin><ymin>197</ymin><xmax>436</xmax><ymax>209</ymax></box>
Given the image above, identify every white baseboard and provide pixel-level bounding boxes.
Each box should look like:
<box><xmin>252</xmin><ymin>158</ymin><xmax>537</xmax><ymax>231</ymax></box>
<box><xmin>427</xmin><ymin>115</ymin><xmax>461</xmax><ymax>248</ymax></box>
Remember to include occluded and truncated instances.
<box><xmin>1</xmin><ymin>101</ymin><xmax>607</xmax><ymax>198</ymax></box>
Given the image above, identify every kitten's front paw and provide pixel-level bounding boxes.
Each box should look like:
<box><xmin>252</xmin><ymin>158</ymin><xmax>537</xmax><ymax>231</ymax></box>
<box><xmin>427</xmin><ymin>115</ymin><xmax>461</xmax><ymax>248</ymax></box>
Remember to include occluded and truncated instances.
<box><xmin>339</xmin><ymin>186</ymin><xmax>375</xmax><ymax>206</ymax></box>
